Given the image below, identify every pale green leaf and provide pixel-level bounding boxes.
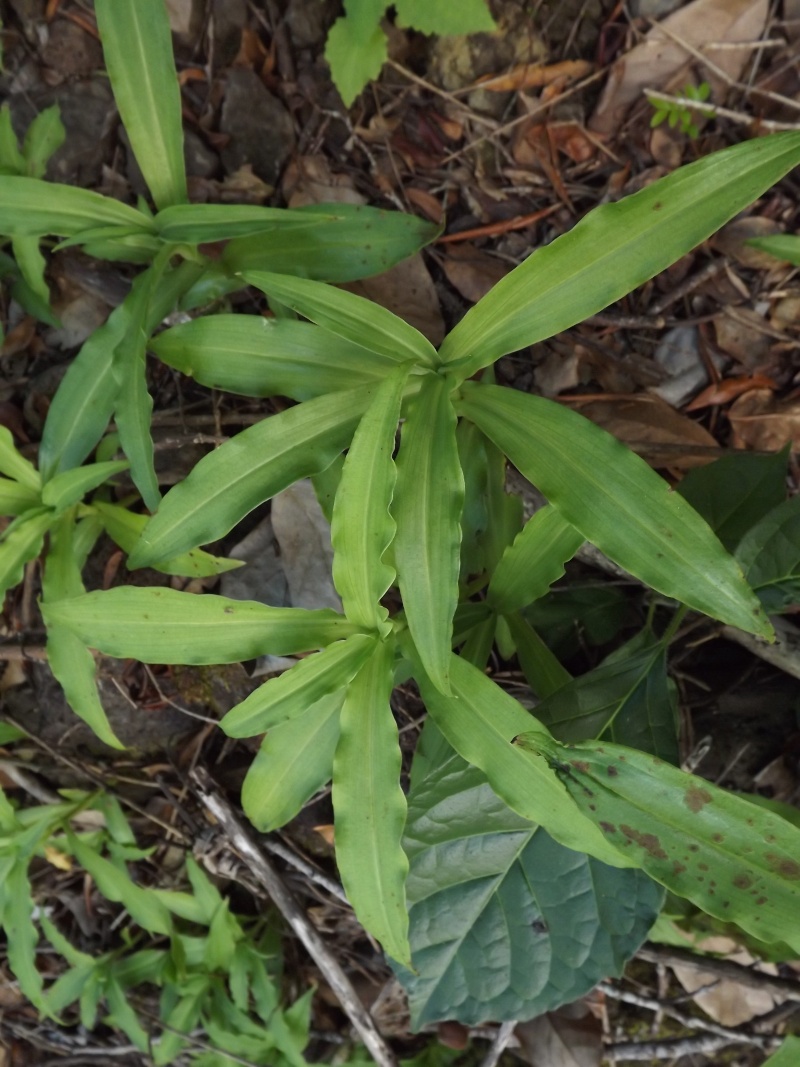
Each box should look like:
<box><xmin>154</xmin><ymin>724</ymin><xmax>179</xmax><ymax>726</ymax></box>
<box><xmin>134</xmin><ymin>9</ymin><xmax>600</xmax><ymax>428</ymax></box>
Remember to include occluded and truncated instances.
<box><xmin>95</xmin><ymin>0</ymin><xmax>187</xmax><ymax>209</ymax></box>
<box><xmin>457</xmin><ymin>383</ymin><xmax>771</xmax><ymax>638</ymax></box>
<box><xmin>0</xmin><ymin>508</ymin><xmax>52</xmax><ymax>596</ymax></box>
<box><xmin>0</xmin><ymin>175</ymin><xmax>153</xmax><ymax>236</ymax></box>
<box><xmin>393</xmin><ymin>374</ymin><xmax>463</xmax><ymax>693</ymax></box>
<box><xmin>5</xmin><ymin>860</ymin><xmax>46</xmax><ymax>1011</ymax></box>
<box><xmin>0</xmin><ymin>477</ymin><xmax>39</xmax><ymax>516</ymax></box>
<box><xmin>46</xmin><ymin>626</ymin><xmax>124</xmax><ymax>749</ymax></box>
<box><xmin>395</xmin><ymin>0</ymin><xmax>494</xmax><ymax>33</ymax></box>
<box><xmin>242</xmin><ymin>690</ymin><xmax>344</xmax><ymax>831</ymax></box>
<box><xmin>516</xmin><ymin>734</ymin><xmax>800</xmax><ymax>953</ymax></box>
<box><xmin>745</xmin><ymin>234</ymin><xmax>800</xmax><ymax>266</ymax></box>
<box><xmin>42</xmin><ymin>587</ymin><xmax>358</xmax><ymax>664</ymax></box>
<box><xmin>487</xmin><ymin>505</ymin><xmax>584</xmax><ymax>613</ymax></box>
<box><xmin>22</xmin><ymin>104</ymin><xmax>66</xmax><ymax>179</ymax></box>
<box><xmin>92</xmin><ymin>501</ymin><xmax>242</xmax><ymax>578</ymax></box>
<box><xmin>0</xmin><ymin>426</ymin><xmax>40</xmax><ymax>490</ymax></box>
<box><xmin>11</xmin><ymin>236</ymin><xmax>49</xmax><ymax>304</ymax></box>
<box><xmin>151</xmin><ymin>314</ymin><xmax>398</xmax><ymax>400</ymax></box>
<box><xmin>0</xmin><ymin>105</ymin><xmax>25</xmax><ymax>173</ymax></box>
<box><xmin>221</xmin><ymin>633</ymin><xmax>376</xmax><ymax>737</ymax></box>
<box><xmin>155</xmin><ymin>202</ymin><xmax>317</xmax><ymax>243</ymax></box>
<box><xmin>439</xmin><ymin>133</ymin><xmax>800</xmax><ymax>375</ymax></box>
<box><xmin>129</xmin><ymin>385</ymin><xmax>373</xmax><ymax>568</ymax></box>
<box><xmin>325</xmin><ymin>3</ymin><xmax>387</xmax><ymax>107</ymax></box>
<box><xmin>242</xmin><ymin>270</ymin><xmax>439</xmax><ymax>368</ymax></box>
<box><xmin>331</xmin><ymin>364</ymin><xmax>410</xmax><ymax>629</ymax></box>
<box><xmin>41</xmin><ymin>461</ymin><xmax>128</xmax><ymax>512</ymax></box>
<box><xmin>333</xmin><ymin>638</ymin><xmax>410</xmax><ymax>965</ymax></box>
<box><xmin>405</xmin><ymin>640</ymin><xmax>634</xmax><ymax>868</ymax></box>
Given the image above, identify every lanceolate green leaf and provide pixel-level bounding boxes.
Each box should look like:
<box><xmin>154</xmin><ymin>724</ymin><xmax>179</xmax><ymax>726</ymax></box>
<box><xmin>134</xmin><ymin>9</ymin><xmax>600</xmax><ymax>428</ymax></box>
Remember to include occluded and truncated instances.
<box><xmin>457</xmin><ymin>383</ymin><xmax>771</xmax><ymax>638</ymax></box>
<box><xmin>736</xmin><ymin>495</ymin><xmax>800</xmax><ymax>612</ymax></box>
<box><xmin>515</xmin><ymin>734</ymin><xmax>800</xmax><ymax>953</ymax></box>
<box><xmin>241</xmin><ymin>691</ymin><xmax>344</xmax><ymax>832</ymax></box>
<box><xmin>331</xmin><ymin>365</ymin><xmax>409</xmax><ymax>630</ymax></box>
<box><xmin>151</xmin><ymin>315</ymin><xmax>398</xmax><ymax>401</ymax></box>
<box><xmin>95</xmin><ymin>0</ymin><xmax>187</xmax><ymax>210</ymax></box>
<box><xmin>0</xmin><ymin>176</ymin><xmax>153</xmax><ymax>237</ymax></box>
<box><xmin>0</xmin><ymin>477</ymin><xmax>38</xmax><ymax>515</ymax></box>
<box><xmin>407</xmin><ymin>644</ymin><xmax>630</xmax><ymax>868</ymax></box>
<box><xmin>0</xmin><ymin>508</ymin><xmax>52</xmax><ymax>596</ymax></box>
<box><xmin>487</xmin><ymin>506</ymin><xmax>584</xmax><ymax>614</ymax></box>
<box><xmin>242</xmin><ymin>270</ymin><xmax>439</xmax><ymax>368</ymax></box>
<box><xmin>223</xmin><ymin>202</ymin><xmax>439</xmax><ymax>283</ymax></box>
<box><xmin>439</xmin><ymin>133</ymin><xmax>800</xmax><ymax>375</ymax></box>
<box><xmin>398</xmin><ymin>754</ymin><xmax>661</xmax><ymax>1027</ymax></box>
<box><xmin>43</xmin><ymin>587</ymin><xmax>358</xmax><ymax>664</ymax></box>
<box><xmin>333</xmin><ymin>638</ymin><xmax>411</xmax><ymax>965</ymax></box>
<box><xmin>393</xmin><ymin>375</ymin><xmax>463</xmax><ymax>693</ymax></box>
<box><xmin>155</xmin><ymin>203</ymin><xmax>319</xmax><ymax>243</ymax></box>
<box><xmin>221</xmin><ymin>633</ymin><xmax>376</xmax><ymax>737</ymax></box>
<box><xmin>129</xmin><ymin>386</ymin><xmax>372</xmax><ymax>568</ymax></box>
<box><xmin>505</xmin><ymin>612</ymin><xmax>571</xmax><ymax>699</ymax></box>
<box><xmin>0</xmin><ymin>426</ymin><xmax>40</xmax><ymax>490</ymax></box>
<box><xmin>41</xmin><ymin>461</ymin><xmax>129</xmax><ymax>512</ymax></box>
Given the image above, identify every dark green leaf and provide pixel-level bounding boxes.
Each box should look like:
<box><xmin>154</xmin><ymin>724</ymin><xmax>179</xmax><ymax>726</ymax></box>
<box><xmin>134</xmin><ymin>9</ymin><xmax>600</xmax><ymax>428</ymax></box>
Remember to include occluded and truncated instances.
<box><xmin>736</xmin><ymin>495</ymin><xmax>800</xmax><ymax>611</ymax></box>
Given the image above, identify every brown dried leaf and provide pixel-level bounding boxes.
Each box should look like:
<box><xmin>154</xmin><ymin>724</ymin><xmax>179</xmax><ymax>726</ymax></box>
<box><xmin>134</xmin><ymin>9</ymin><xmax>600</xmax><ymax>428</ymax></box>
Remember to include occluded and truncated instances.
<box><xmin>343</xmin><ymin>254</ymin><xmax>444</xmax><ymax>346</ymax></box>
<box><xmin>575</xmin><ymin>393</ymin><xmax>719</xmax><ymax>468</ymax></box>
<box><xmin>712</xmin><ymin>217</ymin><xmax>784</xmax><ymax>269</ymax></box>
<box><xmin>477</xmin><ymin>59</ymin><xmax>593</xmax><ymax>93</ymax></box>
<box><xmin>672</xmin><ymin>936</ymin><xmax>783</xmax><ymax>1026</ymax></box>
<box><xmin>283</xmin><ymin>154</ymin><xmax>365</xmax><ymax>207</ymax></box>
<box><xmin>515</xmin><ymin>1002</ymin><xmax>602</xmax><ymax>1067</ymax></box>
<box><xmin>685</xmin><ymin>373</ymin><xmax>777</xmax><ymax>411</ymax></box>
<box><xmin>713</xmin><ymin>307</ymin><xmax>772</xmax><ymax>367</ymax></box>
<box><xmin>440</xmin><ymin>242</ymin><xmax>509</xmax><ymax>304</ymax></box>
<box><xmin>729</xmin><ymin>388</ymin><xmax>800</xmax><ymax>451</ymax></box>
<box><xmin>590</xmin><ymin>0</ymin><xmax>768</xmax><ymax>137</ymax></box>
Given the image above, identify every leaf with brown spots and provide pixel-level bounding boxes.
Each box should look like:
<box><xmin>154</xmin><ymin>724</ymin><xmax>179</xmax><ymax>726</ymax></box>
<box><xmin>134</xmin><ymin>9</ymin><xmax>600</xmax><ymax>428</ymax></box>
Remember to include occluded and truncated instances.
<box><xmin>513</xmin><ymin>733</ymin><xmax>800</xmax><ymax>953</ymax></box>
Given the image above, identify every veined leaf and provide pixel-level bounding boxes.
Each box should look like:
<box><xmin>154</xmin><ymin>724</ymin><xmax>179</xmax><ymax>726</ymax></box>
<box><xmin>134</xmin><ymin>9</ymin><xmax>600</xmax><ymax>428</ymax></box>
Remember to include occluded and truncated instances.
<box><xmin>332</xmin><ymin>365</ymin><xmax>409</xmax><ymax>630</ymax></box>
<box><xmin>457</xmin><ymin>383</ymin><xmax>771</xmax><ymax>638</ymax></box>
<box><xmin>515</xmin><ymin>733</ymin><xmax>800</xmax><ymax>953</ymax></box>
<box><xmin>221</xmin><ymin>633</ymin><xmax>376</xmax><ymax>737</ymax></box>
<box><xmin>406</xmin><ymin>642</ymin><xmax>630</xmax><ymax>867</ymax></box>
<box><xmin>736</xmin><ymin>496</ymin><xmax>800</xmax><ymax>612</ymax></box>
<box><xmin>155</xmin><ymin>203</ymin><xmax>320</xmax><ymax>243</ymax></box>
<box><xmin>39</xmin><ymin>260</ymin><xmax>203</xmax><ymax>478</ymax></box>
<box><xmin>333</xmin><ymin>638</ymin><xmax>411</xmax><ymax>965</ymax></box>
<box><xmin>241</xmin><ymin>690</ymin><xmax>344</xmax><ymax>832</ymax></box>
<box><xmin>393</xmin><ymin>374</ymin><xmax>463</xmax><ymax>692</ymax></box>
<box><xmin>677</xmin><ymin>447</ymin><xmax>789</xmax><ymax>552</ymax></box>
<box><xmin>395</xmin><ymin>0</ymin><xmax>495</xmax><ymax>33</ymax></box>
<box><xmin>151</xmin><ymin>315</ymin><xmax>398</xmax><ymax>401</ymax></box>
<box><xmin>129</xmin><ymin>386</ymin><xmax>372</xmax><ymax>568</ymax></box>
<box><xmin>324</xmin><ymin>2</ymin><xmax>388</xmax><ymax>107</ymax></box>
<box><xmin>95</xmin><ymin>0</ymin><xmax>187</xmax><ymax>210</ymax></box>
<box><xmin>41</xmin><ymin>461</ymin><xmax>128</xmax><ymax>513</ymax></box>
<box><xmin>223</xmin><ymin>202</ymin><xmax>440</xmax><ymax>283</ymax></box>
<box><xmin>242</xmin><ymin>270</ymin><xmax>439</xmax><ymax>368</ymax></box>
<box><xmin>0</xmin><ymin>508</ymin><xmax>52</xmax><ymax>596</ymax></box>
<box><xmin>0</xmin><ymin>175</ymin><xmax>153</xmax><ymax>236</ymax></box>
<box><xmin>0</xmin><ymin>477</ymin><xmax>39</xmax><ymax>516</ymax></box>
<box><xmin>92</xmin><ymin>501</ymin><xmax>242</xmax><ymax>578</ymax></box>
<box><xmin>487</xmin><ymin>506</ymin><xmax>584</xmax><ymax>614</ymax></box>
<box><xmin>439</xmin><ymin>133</ymin><xmax>800</xmax><ymax>375</ymax></box>
<box><xmin>0</xmin><ymin>426</ymin><xmax>40</xmax><ymax>490</ymax></box>
<box><xmin>398</xmin><ymin>753</ymin><xmax>661</xmax><ymax>1027</ymax></box>
<box><xmin>42</xmin><ymin>587</ymin><xmax>358</xmax><ymax>664</ymax></box>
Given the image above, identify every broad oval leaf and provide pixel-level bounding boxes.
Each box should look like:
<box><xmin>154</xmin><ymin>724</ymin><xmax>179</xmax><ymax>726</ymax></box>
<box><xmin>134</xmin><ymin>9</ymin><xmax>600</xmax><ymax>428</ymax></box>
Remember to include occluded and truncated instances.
<box><xmin>95</xmin><ymin>0</ymin><xmax>187</xmax><ymax>210</ymax></box>
<box><xmin>242</xmin><ymin>270</ymin><xmax>439</xmax><ymax>368</ymax></box>
<box><xmin>397</xmin><ymin>754</ymin><xmax>661</xmax><ymax>1027</ymax></box>
<box><xmin>220</xmin><ymin>633</ymin><xmax>376</xmax><ymax>737</ymax></box>
<box><xmin>439</xmin><ymin>133</ymin><xmax>800</xmax><ymax>375</ymax></box>
<box><xmin>333</xmin><ymin>638</ymin><xmax>411</xmax><ymax>966</ymax></box>
<box><xmin>393</xmin><ymin>374</ymin><xmax>464</xmax><ymax>693</ymax></box>
<box><xmin>515</xmin><ymin>733</ymin><xmax>800</xmax><ymax>953</ymax></box>
<box><xmin>241</xmin><ymin>690</ymin><xmax>344</xmax><ymax>832</ymax></box>
<box><xmin>0</xmin><ymin>176</ymin><xmax>153</xmax><ymax>237</ymax></box>
<box><xmin>736</xmin><ymin>495</ymin><xmax>800</xmax><ymax>612</ymax></box>
<box><xmin>223</xmin><ymin>202</ymin><xmax>440</xmax><ymax>283</ymax></box>
<box><xmin>42</xmin><ymin>587</ymin><xmax>358</xmax><ymax>664</ymax></box>
<box><xmin>457</xmin><ymin>383</ymin><xmax>771</xmax><ymax>638</ymax></box>
<box><xmin>406</xmin><ymin>642</ymin><xmax>631</xmax><ymax>868</ymax></box>
<box><xmin>151</xmin><ymin>315</ymin><xmax>398</xmax><ymax>401</ymax></box>
<box><xmin>487</xmin><ymin>505</ymin><xmax>584</xmax><ymax>614</ymax></box>
<box><xmin>129</xmin><ymin>385</ymin><xmax>373</xmax><ymax>569</ymax></box>
<box><xmin>331</xmin><ymin>364</ymin><xmax>410</xmax><ymax>630</ymax></box>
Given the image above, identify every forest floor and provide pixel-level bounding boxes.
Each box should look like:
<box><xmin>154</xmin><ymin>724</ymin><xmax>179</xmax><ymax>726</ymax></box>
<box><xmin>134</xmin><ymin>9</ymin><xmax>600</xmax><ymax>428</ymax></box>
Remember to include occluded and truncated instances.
<box><xmin>2</xmin><ymin>0</ymin><xmax>800</xmax><ymax>1064</ymax></box>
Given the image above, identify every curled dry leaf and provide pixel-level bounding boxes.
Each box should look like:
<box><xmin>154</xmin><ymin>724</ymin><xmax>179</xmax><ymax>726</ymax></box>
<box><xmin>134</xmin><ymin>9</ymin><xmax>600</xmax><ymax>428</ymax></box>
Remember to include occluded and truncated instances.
<box><xmin>477</xmin><ymin>58</ymin><xmax>593</xmax><ymax>93</ymax></box>
<box><xmin>570</xmin><ymin>393</ymin><xmax>719</xmax><ymax>468</ymax></box>
<box><xmin>686</xmin><ymin>373</ymin><xmax>778</xmax><ymax>411</ymax></box>
<box><xmin>671</xmin><ymin>936</ymin><xmax>784</xmax><ymax>1026</ymax></box>
<box><xmin>729</xmin><ymin>388</ymin><xmax>800</xmax><ymax>452</ymax></box>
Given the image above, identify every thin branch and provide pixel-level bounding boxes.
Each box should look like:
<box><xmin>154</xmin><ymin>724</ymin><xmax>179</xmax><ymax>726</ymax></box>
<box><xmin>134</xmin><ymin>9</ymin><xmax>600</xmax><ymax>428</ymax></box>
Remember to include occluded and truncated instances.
<box><xmin>605</xmin><ymin>1032</ymin><xmax>778</xmax><ymax>1061</ymax></box>
<box><xmin>644</xmin><ymin>89</ymin><xmax>800</xmax><ymax>131</ymax></box>
<box><xmin>190</xmin><ymin>767</ymin><xmax>398</xmax><ymax>1067</ymax></box>
<box><xmin>478</xmin><ymin>1021</ymin><xmax>518</xmax><ymax>1067</ymax></box>
<box><xmin>636</xmin><ymin>943</ymin><xmax>800</xmax><ymax>1003</ymax></box>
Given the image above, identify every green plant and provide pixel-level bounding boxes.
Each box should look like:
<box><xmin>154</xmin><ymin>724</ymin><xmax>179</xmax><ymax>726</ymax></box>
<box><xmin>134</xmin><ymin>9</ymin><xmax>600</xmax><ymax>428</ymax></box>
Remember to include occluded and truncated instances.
<box><xmin>38</xmin><ymin>128</ymin><xmax>800</xmax><ymax>1023</ymax></box>
<box><xmin>648</xmin><ymin>82</ymin><xmax>713</xmax><ymax>139</ymax></box>
<box><xmin>0</xmin><ymin>778</ymin><xmax>312</xmax><ymax>1064</ymax></box>
<box><xmin>325</xmin><ymin>0</ymin><xmax>496</xmax><ymax>105</ymax></box>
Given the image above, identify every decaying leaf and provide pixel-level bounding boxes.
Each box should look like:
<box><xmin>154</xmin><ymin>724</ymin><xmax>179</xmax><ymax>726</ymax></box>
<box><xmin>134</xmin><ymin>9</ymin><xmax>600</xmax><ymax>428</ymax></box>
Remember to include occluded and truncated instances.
<box><xmin>729</xmin><ymin>388</ymin><xmax>800</xmax><ymax>452</ymax></box>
